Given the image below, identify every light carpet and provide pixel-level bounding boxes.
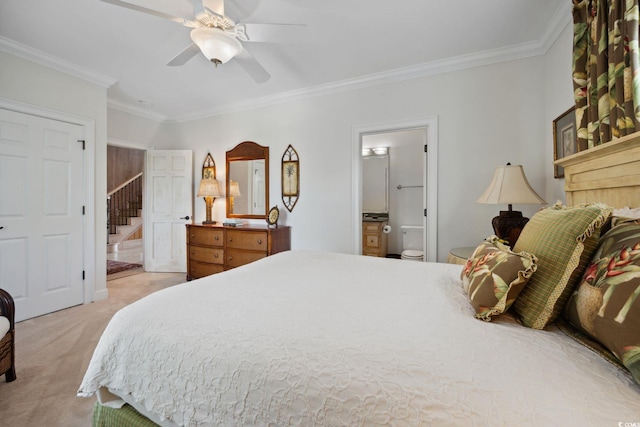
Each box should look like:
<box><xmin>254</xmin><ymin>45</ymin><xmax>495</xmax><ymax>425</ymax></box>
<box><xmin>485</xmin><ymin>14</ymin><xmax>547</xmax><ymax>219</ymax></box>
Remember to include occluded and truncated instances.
<box><xmin>0</xmin><ymin>272</ymin><xmax>185</xmax><ymax>426</ymax></box>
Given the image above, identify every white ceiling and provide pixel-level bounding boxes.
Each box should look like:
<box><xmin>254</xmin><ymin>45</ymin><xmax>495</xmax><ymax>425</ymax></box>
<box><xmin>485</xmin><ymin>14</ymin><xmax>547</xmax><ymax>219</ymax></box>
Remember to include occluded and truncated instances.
<box><xmin>0</xmin><ymin>0</ymin><xmax>569</xmax><ymax>122</ymax></box>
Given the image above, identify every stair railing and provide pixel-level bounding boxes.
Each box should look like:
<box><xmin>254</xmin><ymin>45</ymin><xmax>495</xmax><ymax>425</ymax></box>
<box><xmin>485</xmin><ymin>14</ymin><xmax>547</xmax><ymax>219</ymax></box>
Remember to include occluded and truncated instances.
<box><xmin>107</xmin><ymin>173</ymin><xmax>143</xmax><ymax>243</ymax></box>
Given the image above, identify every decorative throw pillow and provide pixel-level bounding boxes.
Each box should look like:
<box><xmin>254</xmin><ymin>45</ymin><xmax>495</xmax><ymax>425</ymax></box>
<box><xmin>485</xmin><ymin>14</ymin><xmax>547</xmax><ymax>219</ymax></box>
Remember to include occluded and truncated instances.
<box><xmin>461</xmin><ymin>236</ymin><xmax>537</xmax><ymax>321</ymax></box>
<box><xmin>512</xmin><ymin>203</ymin><xmax>612</xmax><ymax>329</ymax></box>
<box><xmin>564</xmin><ymin>220</ymin><xmax>640</xmax><ymax>384</ymax></box>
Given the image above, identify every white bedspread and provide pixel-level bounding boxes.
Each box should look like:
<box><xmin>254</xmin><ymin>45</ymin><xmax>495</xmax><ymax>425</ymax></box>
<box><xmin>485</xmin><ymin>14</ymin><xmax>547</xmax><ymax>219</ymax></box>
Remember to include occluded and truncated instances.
<box><xmin>79</xmin><ymin>251</ymin><xmax>640</xmax><ymax>426</ymax></box>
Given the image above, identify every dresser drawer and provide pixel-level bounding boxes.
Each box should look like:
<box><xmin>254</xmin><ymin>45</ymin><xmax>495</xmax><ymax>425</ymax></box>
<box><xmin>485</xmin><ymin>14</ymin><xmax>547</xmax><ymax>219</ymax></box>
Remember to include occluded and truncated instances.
<box><xmin>226</xmin><ymin>230</ymin><xmax>267</xmax><ymax>251</ymax></box>
<box><xmin>189</xmin><ymin>245</ymin><xmax>224</xmax><ymax>264</ymax></box>
<box><xmin>189</xmin><ymin>260</ymin><xmax>224</xmax><ymax>279</ymax></box>
<box><xmin>225</xmin><ymin>249</ymin><xmax>266</xmax><ymax>268</ymax></box>
<box><xmin>188</xmin><ymin>227</ymin><xmax>224</xmax><ymax>246</ymax></box>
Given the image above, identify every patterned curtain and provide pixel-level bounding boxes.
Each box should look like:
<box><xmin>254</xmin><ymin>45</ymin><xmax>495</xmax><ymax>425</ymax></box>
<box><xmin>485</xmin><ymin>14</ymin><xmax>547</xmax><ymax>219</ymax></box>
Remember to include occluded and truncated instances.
<box><xmin>572</xmin><ymin>0</ymin><xmax>640</xmax><ymax>151</ymax></box>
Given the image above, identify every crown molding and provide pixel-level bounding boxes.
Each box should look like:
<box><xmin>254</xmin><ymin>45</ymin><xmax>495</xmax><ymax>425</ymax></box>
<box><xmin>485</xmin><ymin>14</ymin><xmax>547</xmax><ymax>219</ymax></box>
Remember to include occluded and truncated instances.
<box><xmin>168</xmin><ymin>4</ymin><xmax>572</xmax><ymax>123</ymax></box>
<box><xmin>0</xmin><ymin>36</ymin><xmax>117</xmax><ymax>88</ymax></box>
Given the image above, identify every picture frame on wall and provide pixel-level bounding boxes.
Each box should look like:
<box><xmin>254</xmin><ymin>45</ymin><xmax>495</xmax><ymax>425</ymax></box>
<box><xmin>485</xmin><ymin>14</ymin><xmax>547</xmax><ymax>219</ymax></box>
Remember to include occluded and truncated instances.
<box><xmin>553</xmin><ymin>106</ymin><xmax>577</xmax><ymax>179</ymax></box>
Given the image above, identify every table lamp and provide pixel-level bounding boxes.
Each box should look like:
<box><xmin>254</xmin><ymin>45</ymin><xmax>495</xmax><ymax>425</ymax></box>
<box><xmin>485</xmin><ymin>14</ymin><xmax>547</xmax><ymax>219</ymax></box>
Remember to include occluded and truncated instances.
<box><xmin>228</xmin><ymin>180</ymin><xmax>242</xmax><ymax>214</ymax></box>
<box><xmin>477</xmin><ymin>163</ymin><xmax>546</xmax><ymax>245</ymax></box>
<box><xmin>197</xmin><ymin>179</ymin><xmax>221</xmax><ymax>224</ymax></box>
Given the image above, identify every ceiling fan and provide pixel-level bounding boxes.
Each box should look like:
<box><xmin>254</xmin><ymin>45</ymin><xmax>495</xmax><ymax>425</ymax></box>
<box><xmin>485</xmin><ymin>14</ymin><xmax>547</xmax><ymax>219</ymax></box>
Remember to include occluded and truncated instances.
<box><xmin>100</xmin><ymin>0</ymin><xmax>306</xmax><ymax>83</ymax></box>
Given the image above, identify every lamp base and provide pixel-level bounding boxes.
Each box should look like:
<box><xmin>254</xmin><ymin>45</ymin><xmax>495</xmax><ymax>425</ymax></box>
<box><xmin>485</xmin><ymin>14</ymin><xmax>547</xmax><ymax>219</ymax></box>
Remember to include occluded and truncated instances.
<box><xmin>491</xmin><ymin>210</ymin><xmax>529</xmax><ymax>246</ymax></box>
<box><xmin>202</xmin><ymin>220</ymin><xmax>217</xmax><ymax>225</ymax></box>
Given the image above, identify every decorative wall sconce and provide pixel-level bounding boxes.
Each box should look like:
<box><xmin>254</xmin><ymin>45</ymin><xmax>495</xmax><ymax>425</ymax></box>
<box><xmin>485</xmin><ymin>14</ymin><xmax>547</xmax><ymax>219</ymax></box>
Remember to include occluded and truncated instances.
<box><xmin>281</xmin><ymin>144</ymin><xmax>299</xmax><ymax>212</ymax></box>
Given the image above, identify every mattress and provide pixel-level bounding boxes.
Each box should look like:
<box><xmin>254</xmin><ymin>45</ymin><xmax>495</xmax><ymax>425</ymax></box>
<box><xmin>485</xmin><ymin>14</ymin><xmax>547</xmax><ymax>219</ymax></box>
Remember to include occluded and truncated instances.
<box><xmin>79</xmin><ymin>250</ymin><xmax>640</xmax><ymax>426</ymax></box>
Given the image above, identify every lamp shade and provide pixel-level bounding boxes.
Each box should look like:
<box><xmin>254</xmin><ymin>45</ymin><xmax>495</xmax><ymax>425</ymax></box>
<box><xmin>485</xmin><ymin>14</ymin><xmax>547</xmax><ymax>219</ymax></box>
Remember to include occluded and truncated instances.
<box><xmin>190</xmin><ymin>27</ymin><xmax>242</xmax><ymax>65</ymax></box>
<box><xmin>229</xmin><ymin>181</ymin><xmax>242</xmax><ymax>197</ymax></box>
<box><xmin>197</xmin><ymin>179</ymin><xmax>221</xmax><ymax>198</ymax></box>
<box><xmin>477</xmin><ymin>164</ymin><xmax>546</xmax><ymax>206</ymax></box>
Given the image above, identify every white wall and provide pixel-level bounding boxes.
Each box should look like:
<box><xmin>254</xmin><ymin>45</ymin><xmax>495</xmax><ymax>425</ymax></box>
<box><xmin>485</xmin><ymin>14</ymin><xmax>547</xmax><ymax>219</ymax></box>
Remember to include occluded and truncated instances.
<box><xmin>0</xmin><ymin>51</ymin><xmax>109</xmax><ymax>300</ymax></box>
<box><xmin>148</xmin><ymin>56</ymin><xmax>548</xmax><ymax>261</ymax></box>
<box><xmin>106</xmin><ymin>21</ymin><xmax>573</xmax><ymax>262</ymax></box>
<box><xmin>543</xmin><ymin>23</ymin><xmax>575</xmax><ymax>203</ymax></box>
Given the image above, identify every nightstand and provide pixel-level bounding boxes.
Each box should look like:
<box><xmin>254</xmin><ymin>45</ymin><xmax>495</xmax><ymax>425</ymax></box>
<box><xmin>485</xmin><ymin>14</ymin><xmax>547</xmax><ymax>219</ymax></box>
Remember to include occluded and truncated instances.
<box><xmin>447</xmin><ymin>247</ymin><xmax>475</xmax><ymax>265</ymax></box>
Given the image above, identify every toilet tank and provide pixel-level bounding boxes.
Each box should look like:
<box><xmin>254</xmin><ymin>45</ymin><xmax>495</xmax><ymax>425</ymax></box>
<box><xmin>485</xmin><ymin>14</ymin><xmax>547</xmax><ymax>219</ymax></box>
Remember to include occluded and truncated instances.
<box><xmin>401</xmin><ymin>225</ymin><xmax>423</xmax><ymax>250</ymax></box>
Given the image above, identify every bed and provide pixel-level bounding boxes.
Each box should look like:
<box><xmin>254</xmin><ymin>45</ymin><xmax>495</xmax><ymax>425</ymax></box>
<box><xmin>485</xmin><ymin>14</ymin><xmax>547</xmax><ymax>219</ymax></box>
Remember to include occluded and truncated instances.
<box><xmin>79</xmin><ymin>133</ymin><xmax>640</xmax><ymax>426</ymax></box>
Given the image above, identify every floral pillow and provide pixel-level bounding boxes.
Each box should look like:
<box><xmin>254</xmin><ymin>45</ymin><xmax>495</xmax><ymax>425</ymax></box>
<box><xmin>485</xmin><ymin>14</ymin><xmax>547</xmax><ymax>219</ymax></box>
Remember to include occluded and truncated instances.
<box><xmin>461</xmin><ymin>237</ymin><xmax>537</xmax><ymax>321</ymax></box>
<box><xmin>564</xmin><ymin>220</ymin><xmax>640</xmax><ymax>384</ymax></box>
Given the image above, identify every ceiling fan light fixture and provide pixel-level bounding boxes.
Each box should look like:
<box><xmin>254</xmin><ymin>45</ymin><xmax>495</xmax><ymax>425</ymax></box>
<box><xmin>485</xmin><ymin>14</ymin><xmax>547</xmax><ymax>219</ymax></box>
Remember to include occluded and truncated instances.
<box><xmin>190</xmin><ymin>27</ymin><xmax>242</xmax><ymax>66</ymax></box>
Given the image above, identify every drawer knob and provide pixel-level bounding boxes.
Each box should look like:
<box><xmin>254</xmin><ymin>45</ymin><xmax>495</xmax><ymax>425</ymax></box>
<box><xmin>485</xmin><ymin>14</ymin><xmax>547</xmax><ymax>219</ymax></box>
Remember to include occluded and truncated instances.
<box><xmin>214</xmin><ymin>236</ymin><xmax>219</xmax><ymax>241</ymax></box>
<box><xmin>214</xmin><ymin>254</ymin><xmax>219</xmax><ymax>259</ymax></box>
<box><xmin>191</xmin><ymin>234</ymin><xmax>195</xmax><ymax>238</ymax></box>
<box><xmin>228</xmin><ymin>256</ymin><xmax>232</xmax><ymax>261</ymax></box>
<box><xmin>257</xmin><ymin>239</ymin><xmax>263</xmax><ymax>245</ymax></box>
<box><xmin>228</xmin><ymin>238</ymin><xmax>233</xmax><ymax>242</ymax></box>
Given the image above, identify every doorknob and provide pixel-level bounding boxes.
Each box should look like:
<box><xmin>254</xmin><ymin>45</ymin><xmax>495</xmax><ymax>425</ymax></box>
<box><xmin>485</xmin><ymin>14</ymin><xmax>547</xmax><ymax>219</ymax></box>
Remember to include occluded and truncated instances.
<box><xmin>180</xmin><ymin>216</ymin><xmax>190</xmax><ymax>220</ymax></box>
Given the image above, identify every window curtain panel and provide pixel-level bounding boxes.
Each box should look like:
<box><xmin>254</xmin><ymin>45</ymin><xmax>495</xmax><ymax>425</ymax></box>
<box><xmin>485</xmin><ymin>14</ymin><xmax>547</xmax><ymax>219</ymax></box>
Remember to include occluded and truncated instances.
<box><xmin>572</xmin><ymin>0</ymin><xmax>640</xmax><ymax>150</ymax></box>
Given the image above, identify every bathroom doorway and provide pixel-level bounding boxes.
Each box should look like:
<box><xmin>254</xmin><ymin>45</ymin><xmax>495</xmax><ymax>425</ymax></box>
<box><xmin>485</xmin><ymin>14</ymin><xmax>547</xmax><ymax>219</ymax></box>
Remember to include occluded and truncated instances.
<box><xmin>352</xmin><ymin>116</ymin><xmax>438</xmax><ymax>261</ymax></box>
<box><xmin>362</xmin><ymin>129</ymin><xmax>426</xmax><ymax>257</ymax></box>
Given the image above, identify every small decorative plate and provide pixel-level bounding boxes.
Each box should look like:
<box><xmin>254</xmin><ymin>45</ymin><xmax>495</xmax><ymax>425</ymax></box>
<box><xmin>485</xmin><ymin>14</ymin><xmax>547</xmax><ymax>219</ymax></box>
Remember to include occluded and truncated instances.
<box><xmin>267</xmin><ymin>206</ymin><xmax>279</xmax><ymax>227</ymax></box>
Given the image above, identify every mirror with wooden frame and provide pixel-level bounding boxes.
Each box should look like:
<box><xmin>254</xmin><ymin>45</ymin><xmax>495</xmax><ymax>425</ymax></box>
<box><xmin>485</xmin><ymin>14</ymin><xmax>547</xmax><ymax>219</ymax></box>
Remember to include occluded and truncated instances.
<box><xmin>226</xmin><ymin>141</ymin><xmax>269</xmax><ymax>219</ymax></box>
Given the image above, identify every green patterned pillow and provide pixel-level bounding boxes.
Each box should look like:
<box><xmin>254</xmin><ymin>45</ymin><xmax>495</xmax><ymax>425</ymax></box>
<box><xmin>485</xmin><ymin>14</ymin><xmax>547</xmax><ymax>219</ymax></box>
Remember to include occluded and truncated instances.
<box><xmin>512</xmin><ymin>203</ymin><xmax>612</xmax><ymax>329</ymax></box>
<box><xmin>564</xmin><ymin>220</ymin><xmax>640</xmax><ymax>384</ymax></box>
<box><xmin>461</xmin><ymin>237</ymin><xmax>537</xmax><ymax>321</ymax></box>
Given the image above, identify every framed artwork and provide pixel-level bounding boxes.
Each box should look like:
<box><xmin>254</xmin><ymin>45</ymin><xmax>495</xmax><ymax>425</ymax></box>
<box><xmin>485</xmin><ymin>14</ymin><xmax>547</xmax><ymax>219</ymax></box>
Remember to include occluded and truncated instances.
<box><xmin>281</xmin><ymin>144</ymin><xmax>299</xmax><ymax>212</ymax></box>
<box><xmin>553</xmin><ymin>106</ymin><xmax>577</xmax><ymax>178</ymax></box>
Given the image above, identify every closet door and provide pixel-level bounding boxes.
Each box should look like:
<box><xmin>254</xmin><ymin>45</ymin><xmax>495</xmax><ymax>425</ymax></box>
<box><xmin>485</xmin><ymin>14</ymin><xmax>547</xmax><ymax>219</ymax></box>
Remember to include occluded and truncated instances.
<box><xmin>0</xmin><ymin>108</ymin><xmax>85</xmax><ymax>321</ymax></box>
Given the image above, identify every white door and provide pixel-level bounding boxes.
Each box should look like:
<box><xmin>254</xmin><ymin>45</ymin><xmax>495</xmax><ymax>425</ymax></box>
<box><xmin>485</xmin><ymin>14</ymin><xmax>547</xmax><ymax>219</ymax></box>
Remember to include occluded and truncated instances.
<box><xmin>0</xmin><ymin>109</ymin><xmax>85</xmax><ymax>322</ymax></box>
<box><xmin>144</xmin><ymin>150</ymin><xmax>192</xmax><ymax>272</ymax></box>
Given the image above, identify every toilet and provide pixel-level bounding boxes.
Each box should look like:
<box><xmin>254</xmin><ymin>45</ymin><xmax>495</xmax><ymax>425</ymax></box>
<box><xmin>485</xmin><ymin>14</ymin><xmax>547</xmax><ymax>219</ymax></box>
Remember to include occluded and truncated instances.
<box><xmin>401</xmin><ymin>225</ymin><xmax>424</xmax><ymax>261</ymax></box>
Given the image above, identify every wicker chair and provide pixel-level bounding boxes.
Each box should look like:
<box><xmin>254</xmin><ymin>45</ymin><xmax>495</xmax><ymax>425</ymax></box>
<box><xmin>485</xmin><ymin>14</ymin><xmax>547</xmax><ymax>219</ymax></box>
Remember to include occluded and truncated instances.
<box><xmin>0</xmin><ymin>288</ymin><xmax>16</xmax><ymax>382</ymax></box>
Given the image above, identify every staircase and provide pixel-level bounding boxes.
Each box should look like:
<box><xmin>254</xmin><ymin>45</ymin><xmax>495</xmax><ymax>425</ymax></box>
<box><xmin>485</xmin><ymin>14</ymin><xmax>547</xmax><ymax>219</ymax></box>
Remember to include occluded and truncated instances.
<box><xmin>107</xmin><ymin>173</ymin><xmax>143</xmax><ymax>253</ymax></box>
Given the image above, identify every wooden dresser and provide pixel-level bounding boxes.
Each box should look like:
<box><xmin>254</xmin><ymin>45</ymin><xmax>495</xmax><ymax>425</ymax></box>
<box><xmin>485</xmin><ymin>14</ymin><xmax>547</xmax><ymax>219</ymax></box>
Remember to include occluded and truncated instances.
<box><xmin>362</xmin><ymin>221</ymin><xmax>388</xmax><ymax>257</ymax></box>
<box><xmin>186</xmin><ymin>224</ymin><xmax>291</xmax><ymax>280</ymax></box>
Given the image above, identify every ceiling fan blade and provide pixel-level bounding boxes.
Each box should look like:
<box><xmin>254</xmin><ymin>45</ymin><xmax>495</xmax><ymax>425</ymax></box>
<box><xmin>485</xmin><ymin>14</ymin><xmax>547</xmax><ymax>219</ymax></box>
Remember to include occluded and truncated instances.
<box><xmin>242</xmin><ymin>23</ymin><xmax>307</xmax><ymax>43</ymax></box>
<box><xmin>99</xmin><ymin>0</ymin><xmax>195</xmax><ymax>26</ymax></box>
<box><xmin>167</xmin><ymin>44</ymin><xmax>201</xmax><ymax>66</ymax></box>
<box><xmin>235</xmin><ymin>48</ymin><xmax>270</xmax><ymax>83</ymax></box>
<box><xmin>202</xmin><ymin>0</ymin><xmax>225</xmax><ymax>18</ymax></box>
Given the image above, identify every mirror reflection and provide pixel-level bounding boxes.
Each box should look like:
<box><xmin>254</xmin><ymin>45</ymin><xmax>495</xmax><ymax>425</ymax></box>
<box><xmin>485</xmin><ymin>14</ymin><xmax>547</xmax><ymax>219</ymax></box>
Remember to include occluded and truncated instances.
<box><xmin>227</xmin><ymin>160</ymin><xmax>266</xmax><ymax>216</ymax></box>
<box><xmin>226</xmin><ymin>141</ymin><xmax>269</xmax><ymax>219</ymax></box>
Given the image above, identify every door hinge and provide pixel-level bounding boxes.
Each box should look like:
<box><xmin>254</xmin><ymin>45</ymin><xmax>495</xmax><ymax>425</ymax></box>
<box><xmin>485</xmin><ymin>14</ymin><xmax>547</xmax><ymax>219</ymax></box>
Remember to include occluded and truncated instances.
<box><xmin>78</xmin><ymin>139</ymin><xmax>85</xmax><ymax>150</ymax></box>
<box><xmin>424</xmin><ymin>145</ymin><xmax>428</xmax><ymax>153</ymax></box>
<box><xmin>424</xmin><ymin>209</ymin><xmax>427</xmax><ymax>217</ymax></box>
<box><xmin>82</xmin><ymin>205</ymin><xmax>85</xmax><ymax>215</ymax></box>
<box><xmin>82</xmin><ymin>270</ymin><xmax>85</xmax><ymax>280</ymax></box>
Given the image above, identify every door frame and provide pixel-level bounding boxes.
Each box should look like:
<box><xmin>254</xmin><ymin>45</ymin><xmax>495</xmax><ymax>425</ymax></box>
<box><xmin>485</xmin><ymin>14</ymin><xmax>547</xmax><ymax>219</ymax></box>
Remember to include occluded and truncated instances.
<box><xmin>0</xmin><ymin>97</ymin><xmax>96</xmax><ymax>303</ymax></box>
<box><xmin>352</xmin><ymin>116</ymin><xmax>438</xmax><ymax>261</ymax></box>
<box><xmin>107</xmin><ymin>137</ymin><xmax>154</xmax><ymax>267</ymax></box>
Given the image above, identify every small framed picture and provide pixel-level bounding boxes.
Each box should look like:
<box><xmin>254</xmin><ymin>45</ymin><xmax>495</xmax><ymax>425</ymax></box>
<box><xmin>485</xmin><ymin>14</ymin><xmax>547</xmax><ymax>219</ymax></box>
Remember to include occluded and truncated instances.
<box><xmin>553</xmin><ymin>106</ymin><xmax>577</xmax><ymax>179</ymax></box>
